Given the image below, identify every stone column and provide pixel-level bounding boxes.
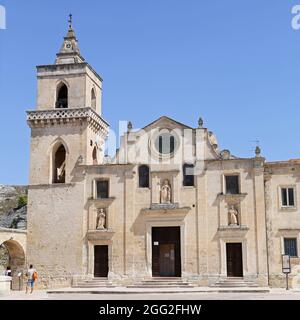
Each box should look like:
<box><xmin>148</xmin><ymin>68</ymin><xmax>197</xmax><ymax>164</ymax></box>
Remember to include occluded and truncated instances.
<box><xmin>195</xmin><ymin>162</ymin><xmax>208</xmax><ymax>280</ymax></box>
<box><xmin>172</xmin><ymin>173</ymin><xmax>180</xmax><ymax>204</ymax></box>
<box><xmin>124</xmin><ymin>169</ymin><xmax>135</xmax><ymax>278</ymax></box>
<box><xmin>151</xmin><ymin>174</ymin><xmax>160</xmax><ymax>204</ymax></box>
<box><xmin>253</xmin><ymin>158</ymin><xmax>269</xmax><ymax>286</ymax></box>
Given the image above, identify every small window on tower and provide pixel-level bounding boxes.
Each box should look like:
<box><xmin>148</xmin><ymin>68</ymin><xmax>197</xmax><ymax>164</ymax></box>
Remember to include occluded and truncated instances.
<box><xmin>53</xmin><ymin>144</ymin><xmax>66</xmax><ymax>183</ymax></box>
<box><xmin>92</xmin><ymin>146</ymin><xmax>98</xmax><ymax>165</ymax></box>
<box><xmin>56</xmin><ymin>83</ymin><xmax>68</xmax><ymax>109</ymax></box>
<box><xmin>91</xmin><ymin>88</ymin><xmax>96</xmax><ymax>109</ymax></box>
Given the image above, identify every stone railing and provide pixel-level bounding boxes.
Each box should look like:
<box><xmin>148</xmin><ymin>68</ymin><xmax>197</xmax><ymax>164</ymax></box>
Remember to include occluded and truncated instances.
<box><xmin>27</xmin><ymin>107</ymin><xmax>109</xmax><ymax>136</ymax></box>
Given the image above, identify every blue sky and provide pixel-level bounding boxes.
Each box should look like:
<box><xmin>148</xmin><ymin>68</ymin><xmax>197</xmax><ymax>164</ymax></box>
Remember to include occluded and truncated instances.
<box><xmin>0</xmin><ymin>0</ymin><xmax>300</xmax><ymax>185</ymax></box>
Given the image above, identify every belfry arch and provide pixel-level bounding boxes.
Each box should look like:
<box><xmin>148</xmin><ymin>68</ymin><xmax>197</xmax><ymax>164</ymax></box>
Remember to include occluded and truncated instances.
<box><xmin>52</xmin><ymin>143</ymin><xmax>67</xmax><ymax>184</ymax></box>
<box><xmin>56</xmin><ymin>82</ymin><xmax>68</xmax><ymax>109</ymax></box>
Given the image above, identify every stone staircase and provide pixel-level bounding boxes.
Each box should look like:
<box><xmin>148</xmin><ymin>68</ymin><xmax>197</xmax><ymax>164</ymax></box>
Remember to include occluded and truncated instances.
<box><xmin>72</xmin><ymin>277</ymin><xmax>116</xmax><ymax>288</ymax></box>
<box><xmin>128</xmin><ymin>277</ymin><xmax>194</xmax><ymax>288</ymax></box>
<box><xmin>211</xmin><ymin>277</ymin><xmax>259</xmax><ymax>288</ymax></box>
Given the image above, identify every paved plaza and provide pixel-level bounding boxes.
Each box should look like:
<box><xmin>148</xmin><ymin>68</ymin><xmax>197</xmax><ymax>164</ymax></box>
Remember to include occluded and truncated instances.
<box><xmin>1</xmin><ymin>288</ymin><xmax>300</xmax><ymax>300</ymax></box>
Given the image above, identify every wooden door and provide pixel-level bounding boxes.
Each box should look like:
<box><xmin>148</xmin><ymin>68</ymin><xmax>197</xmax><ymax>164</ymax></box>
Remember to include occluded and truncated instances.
<box><xmin>152</xmin><ymin>227</ymin><xmax>181</xmax><ymax>277</ymax></box>
<box><xmin>94</xmin><ymin>245</ymin><xmax>108</xmax><ymax>277</ymax></box>
<box><xmin>159</xmin><ymin>244</ymin><xmax>176</xmax><ymax>277</ymax></box>
<box><xmin>226</xmin><ymin>243</ymin><xmax>243</xmax><ymax>277</ymax></box>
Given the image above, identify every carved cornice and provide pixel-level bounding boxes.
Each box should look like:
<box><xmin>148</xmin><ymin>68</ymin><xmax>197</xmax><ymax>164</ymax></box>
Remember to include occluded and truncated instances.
<box><xmin>88</xmin><ymin>197</ymin><xmax>116</xmax><ymax>207</ymax></box>
<box><xmin>218</xmin><ymin>225</ymin><xmax>249</xmax><ymax>232</ymax></box>
<box><xmin>26</xmin><ymin>107</ymin><xmax>109</xmax><ymax>137</ymax></box>
<box><xmin>87</xmin><ymin>229</ymin><xmax>115</xmax><ymax>240</ymax></box>
<box><xmin>217</xmin><ymin>193</ymin><xmax>247</xmax><ymax>201</ymax></box>
<box><xmin>141</xmin><ymin>206</ymin><xmax>191</xmax><ymax>219</ymax></box>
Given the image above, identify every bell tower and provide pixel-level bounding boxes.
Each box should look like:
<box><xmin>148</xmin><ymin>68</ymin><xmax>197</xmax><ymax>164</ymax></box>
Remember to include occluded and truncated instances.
<box><xmin>27</xmin><ymin>17</ymin><xmax>109</xmax><ymax>185</ymax></box>
<box><xmin>26</xmin><ymin>17</ymin><xmax>109</xmax><ymax>287</ymax></box>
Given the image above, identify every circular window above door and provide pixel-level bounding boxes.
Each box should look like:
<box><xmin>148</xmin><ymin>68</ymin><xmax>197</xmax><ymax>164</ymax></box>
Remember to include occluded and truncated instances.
<box><xmin>150</xmin><ymin>130</ymin><xmax>179</xmax><ymax>158</ymax></box>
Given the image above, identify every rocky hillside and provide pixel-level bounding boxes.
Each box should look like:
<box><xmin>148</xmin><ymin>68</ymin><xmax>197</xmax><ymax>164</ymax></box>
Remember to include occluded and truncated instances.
<box><xmin>0</xmin><ymin>185</ymin><xmax>28</xmax><ymax>230</ymax></box>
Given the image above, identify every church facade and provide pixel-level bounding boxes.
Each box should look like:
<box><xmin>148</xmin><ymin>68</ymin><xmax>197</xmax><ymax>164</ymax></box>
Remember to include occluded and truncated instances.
<box><xmin>26</xmin><ymin>22</ymin><xmax>300</xmax><ymax>289</ymax></box>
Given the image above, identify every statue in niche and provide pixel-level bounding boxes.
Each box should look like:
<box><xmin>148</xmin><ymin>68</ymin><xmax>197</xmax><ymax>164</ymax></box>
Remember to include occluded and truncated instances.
<box><xmin>228</xmin><ymin>205</ymin><xmax>239</xmax><ymax>225</ymax></box>
<box><xmin>160</xmin><ymin>180</ymin><xmax>172</xmax><ymax>204</ymax></box>
<box><xmin>96</xmin><ymin>208</ymin><xmax>106</xmax><ymax>230</ymax></box>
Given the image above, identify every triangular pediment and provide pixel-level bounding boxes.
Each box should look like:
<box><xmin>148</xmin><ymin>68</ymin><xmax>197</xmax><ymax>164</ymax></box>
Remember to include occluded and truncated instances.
<box><xmin>141</xmin><ymin>116</ymin><xmax>193</xmax><ymax>132</ymax></box>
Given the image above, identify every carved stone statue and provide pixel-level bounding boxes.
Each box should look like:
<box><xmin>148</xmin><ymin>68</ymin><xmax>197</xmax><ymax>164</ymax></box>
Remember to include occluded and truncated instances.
<box><xmin>96</xmin><ymin>208</ymin><xmax>106</xmax><ymax>230</ymax></box>
<box><xmin>228</xmin><ymin>205</ymin><xmax>239</xmax><ymax>225</ymax></box>
<box><xmin>160</xmin><ymin>180</ymin><xmax>171</xmax><ymax>204</ymax></box>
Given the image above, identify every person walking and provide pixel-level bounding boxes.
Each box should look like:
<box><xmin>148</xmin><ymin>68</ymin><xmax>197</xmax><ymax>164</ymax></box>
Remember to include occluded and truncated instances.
<box><xmin>25</xmin><ymin>264</ymin><xmax>37</xmax><ymax>294</ymax></box>
<box><xmin>4</xmin><ymin>266</ymin><xmax>12</xmax><ymax>290</ymax></box>
<box><xmin>4</xmin><ymin>266</ymin><xmax>12</xmax><ymax>277</ymax></box>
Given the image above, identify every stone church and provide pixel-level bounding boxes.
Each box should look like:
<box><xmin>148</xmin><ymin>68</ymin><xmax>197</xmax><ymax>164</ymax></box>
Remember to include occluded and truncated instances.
<box><xmin>26</xmin><ymin>21</ymin><xmax>300</xmax><ymax>289</ymax></box>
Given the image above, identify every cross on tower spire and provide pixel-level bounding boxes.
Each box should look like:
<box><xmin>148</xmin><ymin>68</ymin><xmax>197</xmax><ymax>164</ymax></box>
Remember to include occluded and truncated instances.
<box><xmin>68</xmin><ymin>14</ymin><xmax>73</xmax><ymax>29</ymax></box>
<box><xmin>55</xmin><ymin>15</ymin><xmax>83</xmax><ymax>64</ymax></box>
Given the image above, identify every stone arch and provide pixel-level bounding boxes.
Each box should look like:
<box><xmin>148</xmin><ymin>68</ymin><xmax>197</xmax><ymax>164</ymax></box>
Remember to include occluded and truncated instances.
<box><xmin>49</xmin><ymin>138</ymin><xmax>69</xmax><ymax>184</ymax></box>
<box><xmin>1</xmin><ymin>240</ymin><xmax>25</xmax><ymax>290</ymax></box>
<box><xmin>56</xmin><ymin>81</ymin><xmax>69</xmax><ymax>109</ymax></box>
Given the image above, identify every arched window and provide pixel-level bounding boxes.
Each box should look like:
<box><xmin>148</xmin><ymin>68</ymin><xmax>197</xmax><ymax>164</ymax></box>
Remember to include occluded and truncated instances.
<box><xmin>56</xmin><ymin>83</ymin><xmax>68</xmax><ymax>109</ymax></box>
<box><xmin>53</xmin><ymin>145</ymin><xmax>66</xmax><ymax>183</ymax></box>
<box><xmin>183</xmin><ymin>163</ymin><xmax>194</xmax><ymax>187</ymax></box>
<box><xmin>139</xmin><ymin>165</ymin><xmax>150</xmax><ymax>188</ymax></box>
<box><xmin>91</xmin><ymin>88</ymin><xmax>96</xmax><ymax>109</ymax></box>
<box><xmin>92</xmin><ymin>146</ymin><xmax>98</xmax><ymax>165</ymax></box>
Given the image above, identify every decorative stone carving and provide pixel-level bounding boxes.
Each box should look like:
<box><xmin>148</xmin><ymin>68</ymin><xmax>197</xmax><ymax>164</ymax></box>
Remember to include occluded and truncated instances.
<box><xmin>198</xmin><ymin>117</ymin><xmax>204</xmax><ymax>128</ymax></box>
<box><xmin>96</xmin><ymin>208</ymin><xmax>106</xmax><ymax>230</ymax></box>
<box><xmin>220</xmin><ymin>150</ymin><xmax>231</xmax><ymax>160</ymax></box>
<box><xmin>27</xmin><ymin>107</ymin><xmax>109</xmax><ymax>137</ymax></box>
<box><xmin>160</xmin><ymin>180</ymin><xmax>171</xmax><ymax>204</ymax></box>
<box><xmin>255</xmin><ymin>146</ymin><xmax>261</xmax><ymax>157</ymax></box>
<box><xmin>228</xmin><ymin>205</ymin><xmax>239</xmax><ymax>226</ymax></box>
<box><xmin>208</xmin><ymin>131</ymin><xmax>218</xmax><ymax>149</ymax></box>
<box><xmin>127</xmin><ymin>121</ymin><xmax>133</xmax><ymax>132</ymax></box>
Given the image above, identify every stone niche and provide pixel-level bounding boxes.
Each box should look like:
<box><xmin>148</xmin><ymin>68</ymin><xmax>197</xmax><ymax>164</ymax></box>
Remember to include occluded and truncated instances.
<box><xmin>217</xmin><ymin>192</ymin><xmax>247</xmax><ymax>229</ymax></box>
<box><xmin>150</xmin><ymin>170</ymin><xmax>180</xmax><ymax>205</ymax></box>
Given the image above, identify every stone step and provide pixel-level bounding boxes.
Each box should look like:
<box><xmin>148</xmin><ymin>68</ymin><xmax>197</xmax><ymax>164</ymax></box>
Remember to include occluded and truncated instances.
<box><xmin>75</xmin><ymin>280</ymin><xmax>112</xmax><ymax>282</ymax></box>
<box><xmin>72</xmin><ymin>278</ymin><xmax>115</xmax><ymax>288</ymax></box>
<box><xmin>127</xmin><ymin>285</ymin><xmax>194</xmax><ymax>289</ymax></box>
<box><xmin>73</xmin><ymin>285</ymin><xmax>116</xmax><ymax>288</ymax></box>
<box><xmin>140</xmin><ymin>283</ymin><xmax>193</xmax><ymax>287</ymax></box>
<box><xmin>211</xmin><ymin>279</ymin><xmax>259</xmax><ymax>288</ymax></box>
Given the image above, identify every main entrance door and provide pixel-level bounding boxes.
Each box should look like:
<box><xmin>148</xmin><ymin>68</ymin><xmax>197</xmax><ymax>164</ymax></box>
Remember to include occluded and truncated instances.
<box><xmin>152</xmin><ymin>227</ymin><xmax>181</xmax><ymax>277</ymax></box>
<box><xmin>226</xmin><ymin>243</ymin><xmax>243</xmax><ymax>277</ymax></box>
<box><xmin>94</xmin><ymin>245</ymin><xmax>108</xmax><ymax>277</ymax></box>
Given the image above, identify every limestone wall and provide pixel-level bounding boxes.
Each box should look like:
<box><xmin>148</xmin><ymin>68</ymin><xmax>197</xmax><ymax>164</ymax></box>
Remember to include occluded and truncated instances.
<box><xmin>265</xmin><ymin>164</ymin><xmax>300</xmax><ymax>288</ymax></box>
<box><xmin>26</xmin><ymin>183</ymin><xmax>85</xmax><ymax>289</ymax></box>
